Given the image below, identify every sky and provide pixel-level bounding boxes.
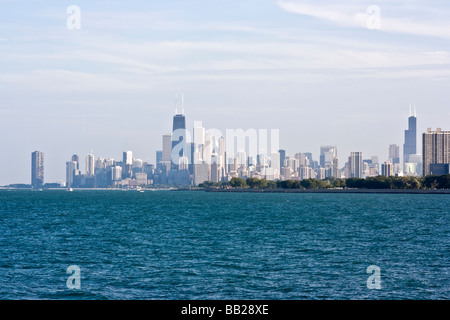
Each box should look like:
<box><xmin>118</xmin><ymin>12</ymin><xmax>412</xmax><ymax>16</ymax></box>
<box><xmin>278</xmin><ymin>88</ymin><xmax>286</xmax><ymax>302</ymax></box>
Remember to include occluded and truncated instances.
<box><xmin>0</xmin><ymin>0</ymin><xmax>449</xmax><ymax>185</ymax></box>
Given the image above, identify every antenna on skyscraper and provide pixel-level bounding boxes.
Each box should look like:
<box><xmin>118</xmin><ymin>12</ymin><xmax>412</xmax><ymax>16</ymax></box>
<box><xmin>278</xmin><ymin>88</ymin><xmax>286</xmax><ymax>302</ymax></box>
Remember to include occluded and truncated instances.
<box><xmin>175</xmin><ymin>93</ymin><xmax>178</xmax><ymax>114</ymax></box>
<box><xmin>181</xmin><ymin>93</ymin><xmax>184</xmax><ymax>115</ymax></box>
<box><xmin>409</xmin><ymin>104</ymin><xmax>412</xmax><ymax>117</ymax></box>
<box><xmin>414</xmin><ymin>105</ymin><xmax>417</xmax><ymax>117</ymax></box>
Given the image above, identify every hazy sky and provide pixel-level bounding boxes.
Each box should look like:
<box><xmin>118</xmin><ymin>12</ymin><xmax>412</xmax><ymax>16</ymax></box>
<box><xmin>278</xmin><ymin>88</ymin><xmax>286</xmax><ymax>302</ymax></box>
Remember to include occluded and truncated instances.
<box><xmin>1</xmin><ymin>0</ymin><xmax>449</xmax><ymax>185</ymax></box>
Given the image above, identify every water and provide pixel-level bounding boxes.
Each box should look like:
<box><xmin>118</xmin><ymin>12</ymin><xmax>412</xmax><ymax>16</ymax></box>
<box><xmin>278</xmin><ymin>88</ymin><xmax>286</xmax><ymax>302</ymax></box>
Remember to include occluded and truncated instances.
<box><xmin>0</xmin><ymin>190</ymin><xmax>448</xmax><ymax>300</ymax></box>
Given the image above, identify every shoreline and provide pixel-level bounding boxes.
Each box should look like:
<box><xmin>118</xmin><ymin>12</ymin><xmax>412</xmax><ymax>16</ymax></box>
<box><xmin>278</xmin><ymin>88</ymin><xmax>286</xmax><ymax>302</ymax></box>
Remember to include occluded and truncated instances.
<box><xmin>1</xmin><ymin>187</ymin><xmax>449</xmax><ymax>194</ymax></box>
<box><xmin>203</xmin><ymin>188</ymin><xmax>450</xmax><ymax>194</ymax></box>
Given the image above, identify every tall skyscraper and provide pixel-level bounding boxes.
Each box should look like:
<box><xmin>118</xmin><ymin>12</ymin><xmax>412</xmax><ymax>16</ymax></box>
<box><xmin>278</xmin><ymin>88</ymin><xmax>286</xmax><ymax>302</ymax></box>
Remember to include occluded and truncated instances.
<box><xmin>66</xmin><ymin>161</ymin><xmax>77</xmax><ymax>187</ymax></box>
<box><xmin>193</xmin><ymin>121</ymin><xmax>205</xmax><ymax>164</ymax></box>
<box><xmin>422</xmin><ymin>128</ymin><xmax>450</xmax><ymax>176</ymax></box>
<box><xmin>348</xmin><ymin>152</ymin><xmax>363</xmax><ymax>178</ymax></box>
<box><xmin>279</xmin><ymin>149</ymin><xmax>286</xmax><ymax>168</ymax></box>
<box><xmin>123</xmin><ymin>150</ymin><xmax>133</xmax><ymax>165</ymax></box>
<box><xmin>332</xmin><ymin>156</ymin><xmax>340</xmax><ymax>178</ymax></box>
<box><xmin>111</xmin><ymin>166</ymin><xmax>122</xmax><ymax>181</ymax></box>
<box><xmin>194</xmin><ymin>162</ymin><xmax>210</xmax><ymax>185</ymax></box>
<box><xmin>85</xmin><ymin>153</ymin><xmax>95</xmax><ymax>176</ymax></box>
<box><xmin>71</xmin><ymin>154</ymin><xmax>80</xmax><ymax>170</ymax></box>
<box><xmin>381</xmin><ymin>161</ymin><xmax>394</xmax><ymax>177</ymax></box>
<box><xmin>156</xmin><ymin>150</ymin><xmax>163</xmax><ymax>168</ymax></box>
<box><xmin>403</xmin><ymin>107</ymin><xmax>417</xmax><ymax>165</ymax></box>
<box><xmin>162</xmin><ymin>134</ymin><xmax>172</xmax><ymax>162</ymax></box>
<box><xmin>171</xmin><ymin>96</ymin><xmax>187</xmax><ymax>169</ymax></box>
<box><xmin>31</xmin><ymin>151</ymin><xmax>44</xmax><ymax>188</ymax></box>
<box><xmin>270</xmin><ymin>152</ymin><xmax>280</xmax><ymax>180</ymax></box>
<box><xmin>389</xmin><ymin>144</ymin><xmax>400</xmax><ymax>165</ymax></box>
<box><xmin>320</xmin><ymin>146</ymin><xmax>337</xmax><ymax>168</ymax></box>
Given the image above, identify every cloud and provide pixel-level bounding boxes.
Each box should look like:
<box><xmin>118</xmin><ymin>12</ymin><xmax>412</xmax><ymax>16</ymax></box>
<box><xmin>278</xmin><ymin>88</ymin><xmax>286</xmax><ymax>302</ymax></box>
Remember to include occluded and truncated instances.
<box><xmin>277</xmin><ymin>0</ymin><xmax>450</xmax><ymax>39</ymax></box>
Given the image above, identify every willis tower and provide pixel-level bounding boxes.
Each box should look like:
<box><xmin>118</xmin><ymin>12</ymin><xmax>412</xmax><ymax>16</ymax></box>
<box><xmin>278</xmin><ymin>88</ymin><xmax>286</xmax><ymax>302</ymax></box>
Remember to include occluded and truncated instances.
<box><xmin>171</xmin><ymin>93</ymin><xmax>187</xmax><ymax>170</ymax></box>
<box><xmin>403</xmin><ymin>106</ymin><xmax>417</xmax><ymax>165</ymax></box>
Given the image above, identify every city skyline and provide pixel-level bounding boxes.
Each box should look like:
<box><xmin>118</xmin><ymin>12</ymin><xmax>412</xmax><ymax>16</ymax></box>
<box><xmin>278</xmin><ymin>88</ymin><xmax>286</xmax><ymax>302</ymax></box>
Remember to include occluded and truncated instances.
<box><xmin>11</xmin><ymin>109</ymin><xmax>449</xmax><ymax>187</ymax></box>
<box><xmin>1</xmin><ymin>1</ymin><xmax>449</xmax><ymax>185</ymax></box>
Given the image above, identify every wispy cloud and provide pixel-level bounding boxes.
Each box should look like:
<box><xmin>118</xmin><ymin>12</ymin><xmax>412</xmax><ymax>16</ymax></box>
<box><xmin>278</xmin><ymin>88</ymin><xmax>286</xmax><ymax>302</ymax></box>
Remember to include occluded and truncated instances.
<box><xmin>277</xmin><ymin>0</ymin><xmax>450</xmax><ymax>39</ymax></box>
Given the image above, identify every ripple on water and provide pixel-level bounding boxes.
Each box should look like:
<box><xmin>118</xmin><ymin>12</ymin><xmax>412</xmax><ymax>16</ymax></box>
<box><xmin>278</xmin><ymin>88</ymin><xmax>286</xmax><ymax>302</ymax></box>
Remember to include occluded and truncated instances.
<box><xmin>0</xmin><ymin>191</ymin><xmax>448</xmax><ymax>300</ymax></box>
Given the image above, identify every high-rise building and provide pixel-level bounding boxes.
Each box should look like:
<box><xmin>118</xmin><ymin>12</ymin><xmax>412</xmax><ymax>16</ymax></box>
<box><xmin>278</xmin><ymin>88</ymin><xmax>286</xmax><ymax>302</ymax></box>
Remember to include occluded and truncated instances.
<box><xmin>381</xmin><ymin>161</ymin><xmax>394</xmax><ymax>177</ymax></box>
<box><xmin>123</xmin><ymin>150</ymin><xmax>133</xmax><ymax>165</ymax></box>
<box><xmin>286</xmin><ymin>157</ymin><xmax>298</xmax><ymax>172</ymax></box>
<box><xmin>156</xmin><ymin>150</ymin><xmax>163</xmax><ymax>167</ymax></box>
<box><xmin>71</xmin><ymin>154</ymin><xmax>80</xmax><ymax>170</ymax></box>
<box><xmin>194</xmin><ymin>162</ymin><xmax>210</xmax><ymax>186</ymax></box>
<box><xmin>162</xmin><ymin>134</ymin><xmax>172</xmax><ymax>162</ymax></box>
<box><xmin>389</xmin><ymin>144</ymin><xmax>400</xmax><ymax>165</ymax></box>
<box><xmin>294</xmin><ymin>153</ymin><xmax>306</xmax><ymax>168</ymax></box>
<box><xmin>66</xmin><ymin>161</ymin><xmax>77</xmax><ymax>187</ymax></box>
<box><xmin>218</xmin><ymin>136</ymin><xmax>226</xmax><ymax>178</ymax></box>
<box><xmin>270</xmin><ymin>152</ymin><xmax>280</xmax><ymax>180</ymax></box>
<box><xmin>332</xmin><ymin>156</ymin><xmax>340</xmax><ymax>178</ymax></box>
<box><xmin>85</xmin><ymin>154</ymin><xmax>95</xmax><ymax>176</ymax></box>
<box><xmin>171</xmin><ymin>109</ymin><xmax>187</xmax><ymax>168</ymax></box>
<box><xmin>203</xmin><ymin>131</ymin><xmax>213</xmax><ymax>165</ymax></box>
<box><xmin>210</xmin><ymin>155</ymin><xmax>220</xmax><ymax>183</ymax></box>
<box><xmin>320</xmin><ymin>146</ymin><xmax>337</xmax><ymax>168</ymax></box>
<box><xmin>135</xmin><ymin>172</ymin><xmax>148</xmax><ymax>186</ymax></box>
<box><xmin>132</xmin><ymin>159</ymin><xmax>143</xmax><ymax>169</ymax></box>
<box><xmin>111</xmin><ymin>166</ymin><xmax>122</xmax><ymax>181</ymax></box>
<box><xmin>422</xmin><ymin>128</ymin><xmax>450</xmax><ymax>176</ymax></box>
<box><xmin>95</xmin><ymin>157</ymin><xmax>105</xmax><ymax>170</ymax></box>
<box><xmin>348</xmin><ymin>152</ymin><xmax>363</xmax><ymax>178</ymax></box>
<box><xmin>31</xmin><ymin>151</ymin><xmax>44</xmax><ymax>188</ymax></box>
<box><xmin>403</xmin><ymin>107</ymin><xmax>417</xmax><ymax>165</ymax></box>
<box><xmin>105</xmin><ymin>158</ymin><xmax>114</xmax><ymax>167</ymax></box>
<box><xmin>279</xmin><ymin>150</ymin><xmax>286</xmax><ymax>169</ymax></box>
<box><xmin>300</xmin><ymin>166</ymin><xmax>314</xmax><ymax>180</ymax></box>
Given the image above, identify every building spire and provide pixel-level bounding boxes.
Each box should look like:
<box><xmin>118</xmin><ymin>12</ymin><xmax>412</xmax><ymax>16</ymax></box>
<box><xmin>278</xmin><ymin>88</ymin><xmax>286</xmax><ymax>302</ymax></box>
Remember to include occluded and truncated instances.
<box><xmin>175</xmin><ymin>93</ymin><xmax>178</xmax><ymax>115</ymax></box>
<box><xmin>181</xmin><ymin>93</ymin><xmax>184</xmax><ymax>115</ymax></box>
<box><xmin>414</xmin><ymin>105</ymin><xmax>416</xmax><ymax>117</ymax></box>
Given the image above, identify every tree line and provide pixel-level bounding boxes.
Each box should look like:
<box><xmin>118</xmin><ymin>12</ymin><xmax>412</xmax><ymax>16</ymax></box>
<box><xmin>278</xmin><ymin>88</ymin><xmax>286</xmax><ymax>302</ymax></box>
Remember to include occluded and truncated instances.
<box><xmin>200</xmin><ymin>175</ymin><xmax>450</xmax><ymax>190</ymax></box>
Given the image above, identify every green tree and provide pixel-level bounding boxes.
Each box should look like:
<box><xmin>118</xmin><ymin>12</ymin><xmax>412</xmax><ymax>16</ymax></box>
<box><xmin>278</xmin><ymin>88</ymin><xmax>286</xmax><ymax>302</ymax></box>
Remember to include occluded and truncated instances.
<box><xmin>230</xmin><ymin>177</ymin><xmax>247</xmax><ymax>188</ymax></box>
<box><xmin>246</xmin><ymin>177</ymin><xmax>259</xmax><ymax>188</ymax></box>
<box><xmin>346</xmin><ymin>178</ymin><xmax>365</xmax><ymax>188</ymax></box>
<box><xmin>423</xmin><ymin>176</ymin><xmax>439</xmax><ymax>189</ymax></box>
<box><xmin>267</xmin><ymin>181</ymin><xmax>277</xmax><ymax>189</ymax></box>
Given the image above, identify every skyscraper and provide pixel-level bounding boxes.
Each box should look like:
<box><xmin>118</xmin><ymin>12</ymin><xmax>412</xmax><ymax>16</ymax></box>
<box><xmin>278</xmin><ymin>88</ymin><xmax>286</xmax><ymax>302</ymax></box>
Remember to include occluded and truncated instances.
<box><xmin>320</xmin><ymin>146</ymin><xmax>337</xmax><ymax>168</ymax></box>
<box><xmin>381</xmin><ymin>161</ymin><xmax>394</xmax><ymax>177</ymax></box>
<box><xmin>389</xmin><ymin>144</ymin><xmax>400</xmax><ymax>165</ymax></box>
<box><xmin>193</xmin><ymin>121</ymin><xmax>205</xmax><ymax>165</ymax></box>
<box><xmin>162</xmin><ymin>134</ymin><xmax>172</xmax><ymax>162</ymax></box>
<box><xmin>71</xmin><ymin>154</ymin><xmax>80</xmax><ymax>170</ymax></box>
<box><xmin>270</xmin><ymin>152</ymin><xmax>280</xmax><ymax>180</ymax></box>
<box><xmin>348</xmin><ymin>152</ymin><xmax>363</xmax><ymax>178</ymax></box>
<box><xmin>171</xmin><ymin>102</ymin><xmax>187</xmax><ymax>169</ymax></box>
<box><xmin>31</xmin><ymin>151</ymin><xmax>44</xmax><ymax>188</ymax></box>
<box><xmin>156</xmin><ymin>150</ymin><xmax>163</xmax><ymax>168</ymax></box>
<box><xmin>66</xmin><ymin>161</ymin><xmax>77</xmax><ymax>187</ymax></box>
<box><xmin>123</xmin><ymin>150</ymin><xmax>133</xmax><ymax>165</ymax></box>
<box><xmin>85</xmin><ymin>153</ymin><xmax>95</xmax><ymax>176</ymax></box>
<box><xmin>403</xmin><ymin>107</ymin><xmax>417</xmax><ymax>165</ymax></box>
<box><xmin>332</xmin><ymin>156</ymin><xmax>340</xmax><ymax>178</ymax></box>
<box><xmin>279</xmin><ymin>149</ymin><xmax>286</xmax><ymax>168</ymax></box>
<box><xmin>422</xmin><ymin>128</ymin><xmax>450</xmax><ymax>176</ymax></box>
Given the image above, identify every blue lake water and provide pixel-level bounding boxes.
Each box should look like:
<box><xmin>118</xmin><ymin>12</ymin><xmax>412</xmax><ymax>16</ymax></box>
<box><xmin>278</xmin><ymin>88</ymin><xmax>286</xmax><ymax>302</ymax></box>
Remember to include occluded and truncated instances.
<box><xmin>0</xmin><ymin>190</ymin><xmax>448</xmax><ymax>300</ymax></box>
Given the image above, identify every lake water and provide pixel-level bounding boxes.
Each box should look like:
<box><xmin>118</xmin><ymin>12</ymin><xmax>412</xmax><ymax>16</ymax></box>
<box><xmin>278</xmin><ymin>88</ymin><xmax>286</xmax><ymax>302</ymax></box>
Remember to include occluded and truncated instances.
<box><xmin>0</xmin><ymin>190</ymin><xmax>448</xmax><ymax>300</ymax></box>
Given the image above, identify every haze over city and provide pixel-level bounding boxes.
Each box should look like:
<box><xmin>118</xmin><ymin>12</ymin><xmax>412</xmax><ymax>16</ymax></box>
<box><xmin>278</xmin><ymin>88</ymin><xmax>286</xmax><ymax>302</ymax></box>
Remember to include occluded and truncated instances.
<box><xmin>1</xmin><ymin>0</ymin><xmax>449</xmax><ymax>185</ymax></box>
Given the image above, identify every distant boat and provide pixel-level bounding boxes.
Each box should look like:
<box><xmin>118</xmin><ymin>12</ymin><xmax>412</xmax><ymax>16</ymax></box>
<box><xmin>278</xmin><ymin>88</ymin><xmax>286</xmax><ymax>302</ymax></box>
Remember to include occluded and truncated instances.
<box><xmin>67</xmin><ymin>187</ymin><xmax>73</xmax><ymax>192</ymax></box>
